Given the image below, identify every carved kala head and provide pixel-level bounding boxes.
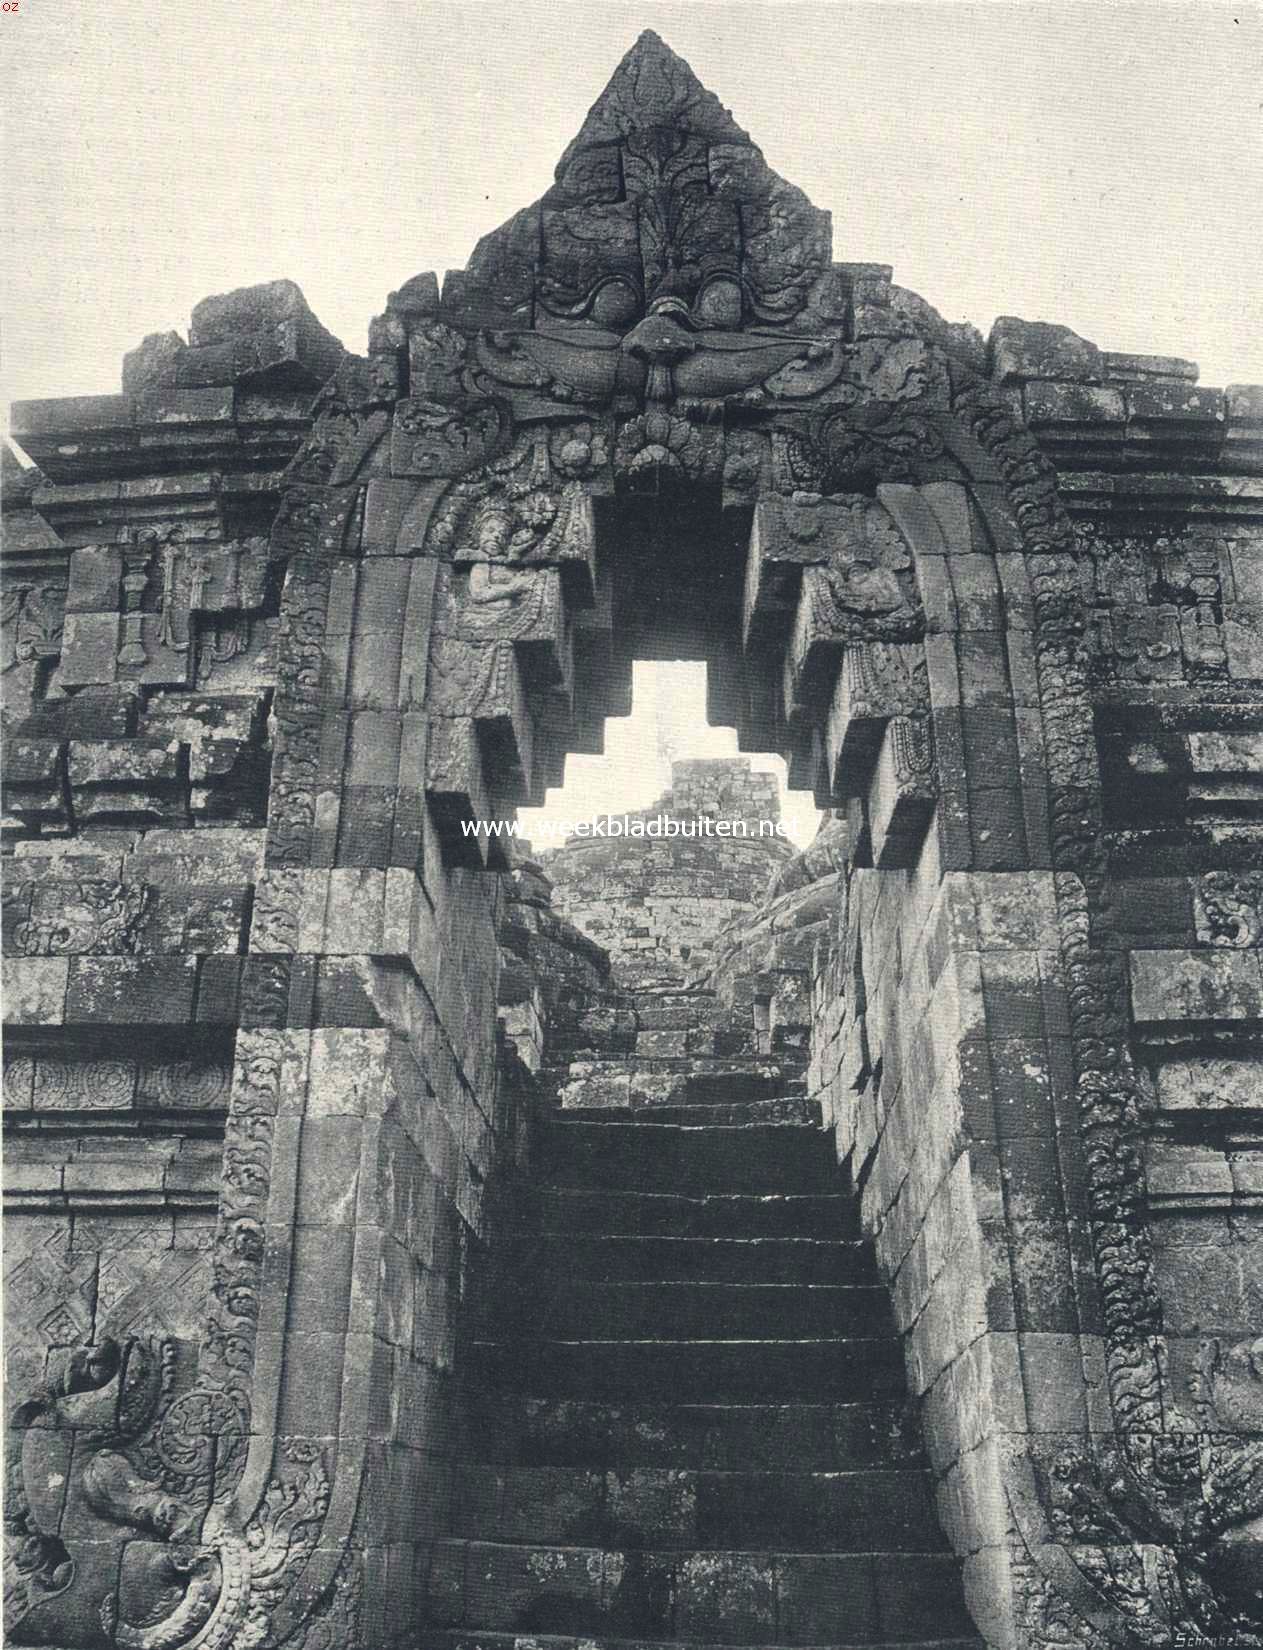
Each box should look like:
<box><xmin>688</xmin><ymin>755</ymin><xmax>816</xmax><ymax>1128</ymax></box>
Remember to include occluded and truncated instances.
<box><xmin>445</xmin><ymin>32</ymin><xmax>830</xmax><ymax>338</ymax></box>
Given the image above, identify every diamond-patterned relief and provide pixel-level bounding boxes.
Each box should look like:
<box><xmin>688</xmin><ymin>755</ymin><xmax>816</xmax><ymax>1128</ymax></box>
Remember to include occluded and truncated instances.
<box><xmin>71</xmin><ymin>1214</ymin><xmax>174</xmax><ymax>1254</ymax></box>
<box><xmin>2</xmin><ymin>1219</ymin><xmax>98</xmax><ymax>1370</ymax></box>
<box><xmin>4</xmin><ymin>1212</ymin><xmax>215</xmax><ymax>1386</ymax></box>
<box><xmin>96</xmin><ymin>1247</ymin><xmax>211</xmax><ymax>1341</ymax></box>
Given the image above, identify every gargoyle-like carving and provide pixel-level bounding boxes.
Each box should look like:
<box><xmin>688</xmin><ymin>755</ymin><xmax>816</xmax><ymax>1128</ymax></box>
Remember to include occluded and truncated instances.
<box><xmin>437</xmin><ymin>31</ymin><xmax>834</xmax><ymax>420</ymax></box>
<box><xmin>3</xmin><ymin>1337</ymin><xmax>294</xmax><ymax>1649</ymax></box>
<box><xmin>531</xmin><ymin>31</ymin><xmax>829</xmax><ymax>333</ymax></box>
<box><xmin>4</xmin><ymin>1334</ymin><xmax>331</xmax><ymax>1650</ymax></box>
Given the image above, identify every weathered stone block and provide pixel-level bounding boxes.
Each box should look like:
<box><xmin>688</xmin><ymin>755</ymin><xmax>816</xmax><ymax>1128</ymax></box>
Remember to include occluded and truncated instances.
<box><xmin>989</xmin><ymin>317</ymin><xmax>1103</xmax><ymax>383</ymax></box>
<box><xmin>1126</xmin><ymin>382</ymin><xmax>1226</xmax><ymax>425</ymax></box>
<box><xmin>1024</xmin><ymin>380</ymin><xmax>1125</xmax><ymax>426</ymax></box>
<box><xmin>1</xmin><ymin>737</ymin><xmax>68</xmax><ymax>827</ymax></box>
<box><xmin>63</xmin><ymin>956</ymin><xmax>198</xmax><ymax>1024</ymax></box>
<box><xmin>1155</xmin><ymin>1055</ymin><xmax>1262</xmax><ymax>1111</ymax></box>
<box><xmin>2</xmin><ymin>958</ymin><xmax>70</xmax><ymax>1024</ymax></box>
<box><xmin>1131</xmin><ymin>947</ymin><xmax>1263</xmax><ymax>1027</ymax></box>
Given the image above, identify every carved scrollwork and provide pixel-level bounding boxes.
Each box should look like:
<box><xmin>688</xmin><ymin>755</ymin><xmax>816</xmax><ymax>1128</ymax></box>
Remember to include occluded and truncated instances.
<box><xmin>4</xmin><ymin>1334</ymin><xmax>329</xmax><ymax>1650</ymax></box>
<box><xmin>391</xmin><ymin>395</ymin><xmax>506</xmax><ymax>477</ymax></box>
<box><xmin>816</xmin><ymin>403</ymin><xmax>946</xmax><ymax>491</ymax></box>
<box><xmin>1195</xmin><ymin>872</ymin><xmax>1263</xmax><ymax>948</ymax></box>
<box><xmin>10</xmin><ymin>881</ymin><xmax>149</xmax><ymax>957</ymax></box>
<box><xmin>0</xmin><ymin>1030</ymin><xmax>344</xmax><ymax>1648</ymax></box>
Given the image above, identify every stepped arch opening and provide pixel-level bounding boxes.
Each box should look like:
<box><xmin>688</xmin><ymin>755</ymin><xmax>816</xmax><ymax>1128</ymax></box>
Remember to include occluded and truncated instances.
<box><xmin>6</xmin><ymin>27</ymin><xmax>1263</xmax><ymax>1650</ymax></box>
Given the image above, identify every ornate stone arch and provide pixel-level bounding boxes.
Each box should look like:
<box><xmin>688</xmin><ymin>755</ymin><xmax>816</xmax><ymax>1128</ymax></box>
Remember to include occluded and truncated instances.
<box><xmin>250</xmin><ymin>31</ymin><xmax>1262</xmax><ymax>1646</ymax></box>
<box><xmin>5</xmin><ymin>29</ymin><xmax>1261</xmax><ymax>1650</ymax></box>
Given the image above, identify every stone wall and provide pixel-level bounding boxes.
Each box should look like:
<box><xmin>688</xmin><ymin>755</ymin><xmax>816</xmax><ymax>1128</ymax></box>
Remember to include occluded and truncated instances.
<box><xmin>811</xmin><ymin>851</ymin><xmax>1098</xmax><ymax>1641</ymax></box>
<box><xmin>2</xmin><ymin>282</ymin><xmax>524</xmax><ymax>1649</ymax></box>
<box><xmin>805</xmin><ymin>332</ymin><xmax>1263</xmax><ymax>1641</ymax></box>
<box><xmin>540</xmin><ymin>757</ymin><xmax>794</xmax><ymax>989</ymax></box>
<box><xmin>705</xmin><ymin>814</ymin><xmax>848</xmax><ymax>1052</ymax></box>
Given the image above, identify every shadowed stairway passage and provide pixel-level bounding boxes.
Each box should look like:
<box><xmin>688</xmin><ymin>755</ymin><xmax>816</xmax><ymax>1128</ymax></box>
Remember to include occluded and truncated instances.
<box><xmin>426</xmin><ymin>1045</ymin><xmax>982</xmax><ymax>1648</ymax></box>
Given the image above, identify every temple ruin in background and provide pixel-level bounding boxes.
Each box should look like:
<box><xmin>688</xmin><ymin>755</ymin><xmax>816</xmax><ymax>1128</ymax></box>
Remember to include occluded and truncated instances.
<box><xmin>4</xmin><ymin>31</ymin><xmax>1262</xmax><ymax>1650</ymax></box>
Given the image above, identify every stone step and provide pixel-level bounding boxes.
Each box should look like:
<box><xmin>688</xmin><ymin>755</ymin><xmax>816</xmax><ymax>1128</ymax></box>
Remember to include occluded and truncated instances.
<box><xmin>549</xmin><ymin>1059</ymin><xmax>806</xmax><ymax>1111</ymax></box>
<box><xmin>629</xmin><ymin>1030</ymin><xmax>807</xmax><ymax>1062</ymax></box>
<box><xmin>467</xmin><ymin>1337</ymin><xmax>906</xmax><ymax>1403</ymax></box>
<box><xmin>427</xmin><ymin>1634</ymin><xmax>982</xmax><ymax>1650</ymax></box>
<box><xmin>633</xmin><ymin>988</ymin><xmax>720</xmax><ymax>1012</ymax></box>
<box><xmin>450</xmin><ymin>1464</ymin><xmax>948</xmax><ymax>1553</ymax></box>
<box><xmin>523</xmin><ymin>1188</ymin><xmax>859</xmax><ymax>1241</ymax></box>
<box><xmin>482</xmin><ymin>1281</ymin><xmax>893</xmax><ymax>1340</ymax></box>
<box><xmin>534</xmin><ymin>1121</ymin><xmax>838</xmax><ymax>1195</ymax></box>
<box><xmin>460</xmin><ymin>1397</ymin><xmax>923</xmax><ymax>1472</ymax></box>
<box><xmin>427</xmin><ymin>1540</ymin><xmax>981</xmax><ymax>1643</ymax></box>
<box><xmin>504</xmin><ymin>1234</ymin><xmax>877</xmax><ymax>1285</ymax></box>
<box><xmin>556</xmin><ymin>1096</ymin><xmax>819</xmax><ymax>1127</ymax></box>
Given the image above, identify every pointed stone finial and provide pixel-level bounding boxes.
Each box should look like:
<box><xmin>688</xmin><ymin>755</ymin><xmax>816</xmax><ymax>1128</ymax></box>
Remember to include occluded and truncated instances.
<box><xmin>443</xmin><ymin>30</ymin><xmax>830</xmax><ymax>332</ymax></box>
<box><xmin>555</xmin><ymin>30</ymin><xmax>751</xmax><ymax>178</ymax></box>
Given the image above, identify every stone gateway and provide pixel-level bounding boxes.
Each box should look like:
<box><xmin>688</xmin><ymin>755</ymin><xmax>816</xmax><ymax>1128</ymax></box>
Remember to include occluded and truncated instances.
<box><xmin>4</xmin><ymin>30</ymin><xmax>1262</xmax><ymax>1650</ymax></box>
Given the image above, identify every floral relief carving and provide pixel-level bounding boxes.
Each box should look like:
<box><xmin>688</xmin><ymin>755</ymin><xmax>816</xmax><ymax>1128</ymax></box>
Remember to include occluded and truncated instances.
<box><xmin>9</xmin><ymin>882</ymin><xmax>149</xmax><ymax>958</ymax></box>
<box><xmin>613</xmin><ymin>410</ymin><xmax>713</xmax><ymax>481</ymax></box>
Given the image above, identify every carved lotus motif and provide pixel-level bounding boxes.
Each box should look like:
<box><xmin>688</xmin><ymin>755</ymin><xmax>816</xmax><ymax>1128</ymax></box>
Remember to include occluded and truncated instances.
<box><xmin>614</xmin><ymin>411</ymin><xmax>704</xmax><ymax>479</ymax></box>
<box><xmin>550</xmin><ymin>422</ymin><xmax>610</xmax><ymax>479</ymax></box>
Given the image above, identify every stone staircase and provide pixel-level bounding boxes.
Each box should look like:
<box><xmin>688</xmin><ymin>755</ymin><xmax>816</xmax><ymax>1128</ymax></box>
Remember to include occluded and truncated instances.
<box><xmin>426</xmin><ymin>1039</ymin><xmax>982</xmax><ymax>1648</ymax></box>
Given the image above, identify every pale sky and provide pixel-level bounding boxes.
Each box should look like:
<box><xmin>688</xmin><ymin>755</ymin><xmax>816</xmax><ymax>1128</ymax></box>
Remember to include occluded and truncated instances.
<box><xmin>517</xmin><ymin>661</ymin><xmax>818</xmax><ymax>849</ymax></box>
<box><xmin>4</xmin><ymin>0</ymin><xmax>1260</xmax><ymax>845</ymax></box>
